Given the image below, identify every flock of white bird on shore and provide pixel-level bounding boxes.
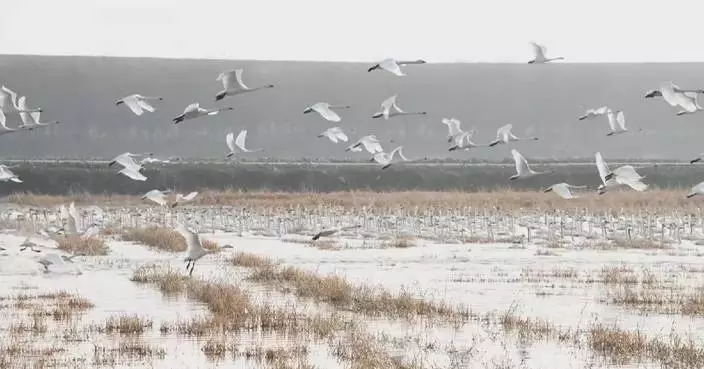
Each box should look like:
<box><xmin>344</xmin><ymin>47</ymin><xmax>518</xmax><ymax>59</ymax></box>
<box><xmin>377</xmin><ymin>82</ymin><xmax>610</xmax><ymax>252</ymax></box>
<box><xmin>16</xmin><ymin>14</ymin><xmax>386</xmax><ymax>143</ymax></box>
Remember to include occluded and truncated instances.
<box><xmin>6</xmin><ymin>42</ymin><xmax>704</xmax><ymax>275</ymax></box>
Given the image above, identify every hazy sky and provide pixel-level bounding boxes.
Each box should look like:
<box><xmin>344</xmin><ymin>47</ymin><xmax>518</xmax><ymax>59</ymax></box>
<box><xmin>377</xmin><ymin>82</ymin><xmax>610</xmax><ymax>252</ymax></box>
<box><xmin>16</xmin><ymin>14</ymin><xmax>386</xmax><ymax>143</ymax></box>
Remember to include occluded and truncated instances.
<box><xmin>5</xmin><ymin>0</ymin><xmax>704</xmax><ymax>63</ymax></box>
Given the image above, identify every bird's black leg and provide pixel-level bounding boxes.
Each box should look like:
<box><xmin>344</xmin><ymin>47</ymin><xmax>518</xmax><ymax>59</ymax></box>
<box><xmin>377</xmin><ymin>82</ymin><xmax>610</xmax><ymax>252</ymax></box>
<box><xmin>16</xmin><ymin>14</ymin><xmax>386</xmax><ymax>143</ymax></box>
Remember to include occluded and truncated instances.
<box><xmin>185</xmin><ymin>260</ymin><xmax>192</xmax><ymax>271</ymax></box>
<box><xmin>189</xmin><ymin>261</ymin><xmax>195</xmax><ymax>277</ymax></box>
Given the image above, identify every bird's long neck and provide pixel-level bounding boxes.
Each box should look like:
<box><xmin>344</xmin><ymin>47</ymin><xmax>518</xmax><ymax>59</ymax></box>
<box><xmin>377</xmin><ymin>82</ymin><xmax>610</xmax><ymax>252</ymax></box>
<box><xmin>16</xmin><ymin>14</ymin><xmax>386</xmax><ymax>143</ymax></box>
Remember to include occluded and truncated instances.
<box><xmin>247</xmin><ymin>85</ymin><xmax>274</xmax><ymax>92</ymax></box>
<box><xmin>16</xmin><ymin>108</ymin><xmax>41</xmax><ymax>113</ymax></box>
<box><xmin>329</xmin><ymin>105</ymin><xmax>350</xmax><ymax>110</ymax></box>
<box><xmin>398</xmin><ymin>60</ymin><xmax>424</xmax><ymax>65</ymax></box>
<box><xmin>547</xmin><ymin>57</ymin><xmax>564</xmax><ymax>62</ymax></box>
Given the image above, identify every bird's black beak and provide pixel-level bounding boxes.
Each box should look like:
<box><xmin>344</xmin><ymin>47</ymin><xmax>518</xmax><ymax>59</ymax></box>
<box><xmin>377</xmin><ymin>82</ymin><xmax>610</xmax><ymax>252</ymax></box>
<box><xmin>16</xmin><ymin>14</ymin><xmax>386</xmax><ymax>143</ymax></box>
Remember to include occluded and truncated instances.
<box><xmin>543</xmin><ymin>188</ymin><xmax>551</xmax><ymax>193</ymax></box>
<box><xmin>528</xmin><ymin>60</ymin><xmax>535</xmax><ymax>64</ymax></box>
<box><xmin>604</xmin><ymin>173</ymin><xmax>614</xmax><ymax>181</ymax></box>
<box><xmin>367</xmin><ymin>65</ymin><xmax>377</xmax><ymax>72</ymax></box>
<box><xmin>116</xmin><ymin>101</ymin><xmax>123</xmax><ymax>106</ymax></box>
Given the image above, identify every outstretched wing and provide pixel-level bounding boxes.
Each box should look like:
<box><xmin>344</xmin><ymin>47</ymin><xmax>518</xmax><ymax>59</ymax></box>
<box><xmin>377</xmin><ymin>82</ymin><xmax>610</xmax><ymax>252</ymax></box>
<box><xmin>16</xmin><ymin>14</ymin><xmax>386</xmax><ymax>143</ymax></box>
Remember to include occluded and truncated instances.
<box><xmin>136</xmin><ymin>98</ymin><xmax>156</xmax><ymax>113</ymax></box>
<box><xmin>175</xmin><ymin>225</ymin><xmax>204</xmax><ymax>254</ymax></box>
<box><xmin>226</xmin><ymin>132</ymin><xmax>236</xmax><ymax>152</ymax></box>
<box><xmin>380</xmin><ymin>95</ymin><xmax>397</xmax><ymax>119</ymax></box>
<box><xmin>595</xmin><ymin>152</ymin><xmax>610</xmax><ymax>185</ymax></box>
<box><xmin>315</xmin><ymin>104</ymin><xmax>341</xmax><ymax>122</ymax></box>
<box><xmin>531</xmin><ymin>42</ymin><xmax>547</xmax><ymax>60</ymax></box>
<box><xmin>217</xmin><ymin>70</ymin><xmax>238</xmax><ymax>90</ymax></box>
<box><xmin>616</xmin><ymin>111</ymin><xmax>626</xmax><ymax>130</ymax></box>
<box><xmin>379</xmin><ymin>59</ymin><xmax>405</xmax><ymax>76</ymax></box>
<box><xmin>184</xmin><ymin>103</ymin><xmax>199</xmax><ymax>114</ymax></box>
<box><xmin>511</xmin><ymin>149</ymin><xmax>529</xmax><ymax>175</ymax></box>
<box><xmin>497</xmin><ymin>124</ymin><xmax>512</xmax><ymax>140</ymax></box>
<box><xmin>122</xmin><ymin>95</ymin><xmax>145</xmax><ymax>116</ymax></box>
<box><xmin>235</xmin><ymin>130</ymin><xmax>249</xmax><ymax>152</ymax></box>
<box><xmin>552</xmin><ymin>184</ymin><xmax>575</xmax><ymax>199</ymax></box>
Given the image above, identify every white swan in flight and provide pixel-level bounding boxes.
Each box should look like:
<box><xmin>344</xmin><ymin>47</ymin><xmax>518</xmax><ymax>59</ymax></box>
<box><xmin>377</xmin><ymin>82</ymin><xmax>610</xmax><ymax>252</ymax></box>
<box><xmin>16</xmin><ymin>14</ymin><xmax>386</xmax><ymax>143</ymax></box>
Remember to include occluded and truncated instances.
<box><xmin>118</xmin><ymin>167</ymin><xmax>147</xmax><ymax>181</ymax></box>
<box><xmin>372</xmin><ymin>95</ymin><xmax>427</xmax><ymax>120</ymax></box>
<box><xmin>489</xmin><ymin>124</ymin><xmax>538</xmax><ymax>146</ymax></box>
<box><xmin>367</xmin><ymin>59</ymin><xmax>426</xmax><ymax>76</ymax></box>
<box><xmin>603</xmin><ymin>165</ymin><xmax>646</xmax><ymax>182</ymax></box>
<box><xmin>226</xmin><ymin>130</ymin><xmax>263</xmax><ymax>157</ymax></box>
<box><xmin>371</xmin><ymin>146</ymin><xmax>409</xmax><ymax>169</ymax></box>
<box><xmin>578</xmin><ymin>107</ymin><xmax>610</xmax><ymax>121</ymax></box>
<box><xmin>173</xmin><ymin>103</ymin><xmax>233</xmax><ymax>124</ymax></box>
<box><xmin>172</xmin><ymin>192</ymin><xmax>198</xmax><ymax>208</ymax></box>
<box><xmin>116</xmin><ymin>94</ymin><xmax>163</xmax><ymax>116</ymax></box>
<box><xmin>595</xmin><ymin>152</ymin><xmax>647</xmax><ymax>195</ymax></box>
<box><xmin>528</xmin><ymin>42</ymin><xmax>564</xmax><ymax>64</ymax></box>
<box><xmin>0</xmin><ymin>86</ymin><xmax>41</xmax><ymax>113</ymax></box>
<box><xmin>312</xmin><ymin>225</ymin><xmax>361</xmax><ymax>240</ymax></box>
<box><xmin>448</xmin><ymin>131</ymin><xmax>484</xmax><ymax>151</ymax></box>
<box><xmin>215</xmin><ymin>69</ymin><xmax>274</xmax><ymax>101</ymax></box>
<box><xmin>442</xmin><ymin>118</ymin><xmax>465</xmax><ymax>142</ymax></box>
<box><xmin>606</xmin><ymin>110</ymin><xmax>627</xmax><ymax>136</ymax></box>
<box><xmin>303</xmin><ymin>102</ymin><xmax>350</xmax><ymax>122</ymax></box>
<box><xmin>176</xmin><ymin>224</ymin><xmax>232</xmax><ymax>276</ymax></box>
<box><xmin>687</xmin><ymin>182</ymin><xmax>704</xmax><ymax>198</ymax></box>
<box><xmin>141</xmin><ymin>189</ymin><xmax>171</xmax><ymax>207</ymax></box>
<box><xmin>318</xmin><ymin>127</ymin><xmax>349</xmax><ymax>143</ymax></box>
<box><xmin>345</xmin><ymin>135</ymin><xmax>383</xmax><ymax>154</ymax></box>
<box><xmin>644</xmin><ymin>82</ymin><xmax>704</xmax><ymax>114</ymax></box>
<box><xmin>0</xmin><ymin>165</ymin><xmax>22</xmax><ymax>183</ymax></box>
<box><xmin>544</xmin><ymin>183</ymin><xmax>587</xmax><ymax>199</ymax></box>
<box><xmin>0</xmin><ymin>110</ymin><xmax>16</xmax><ymax>135</ymax></box>
<box><xmin>18</xmin><ymin>96</ymin><xmax>60</xmax><ymax>130</ymax></box>
<box><xmin>108</xmin><ymin>152</ymin><xmax>150</xmax><ymax>172</ymax></box>
<box><xmin>510</xmin><ymin>149</ymin><xmax>551</xmax><ymax>180</ymax></box>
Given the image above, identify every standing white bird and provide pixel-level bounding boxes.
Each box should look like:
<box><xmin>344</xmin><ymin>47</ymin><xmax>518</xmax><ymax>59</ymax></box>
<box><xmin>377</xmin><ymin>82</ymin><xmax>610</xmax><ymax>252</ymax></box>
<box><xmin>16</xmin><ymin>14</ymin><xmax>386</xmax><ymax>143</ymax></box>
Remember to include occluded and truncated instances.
<box><xmin>509</xmin><ymin>149</ymin><xmax>551</xmax><ymax>180</ymax></box>
<box><xmin>226</xmin><ymin>130</ymin><xmax>263</xmax><ymax>157</ymax></box>
<box><xmin>303</xmin><ymin>102</ymin><xmax>350</xmax><ymax>122</ymax></box>
<box><xmin>318</xmin><ymin>127</ymin><xmax>349</xmax><ymax>143</ymax></box>
<box><xmin>312</xmin><ymin>225</ymin><xmax>362</xmax><ymax>240</ymax></box>
<box><xmin>141</xmin><ymin>189</ymin><xmax>171</xmax><ymax>207</ymax></box>
<box><xmin>448</xmin><ymin>131</ymin><xmax>484</xmax><ymax>151</ymax></box>
<box><xmin>578</xmin><ymin>107</ymin><xmax>610</xmax><ymax>121</ymax></box>
<box><xmin>442</xmin><ymin>118</ymin><xmax>465</xmax><ymax>142</ymax></box>
<box><xmin>367</xmin><ymin>59</ymin><xmax>426</xmax><ymax>76</ymax></box>
<box><xmin>372</xmin><ymin>95</ymin><xmax>427</xmax><ymax>120</ymax></box>
<box><xmin>370</xmin><ymin>146</ymin><xmax>409</xmax><ymax>169</ymax></box>
<box><xmin>528</xmin><ymin>42</ymin><xmax>564</xmax><ymax>64</ymax></box>
<box><xmin>345</xmin><ymin>135</ymin><xmax>383</xmax><ymax>154</ymax></box>
<box><xmin>0</xmin><ymin>165</ymin><xmax>22</xmax><ymax>183</ymax></box>
<box><xmin>606</xmin><ymin>110</ymin><xmax>628</xmax><ymax>136</ymax></box>
<box><xmin>171</xmin><ymin>192</ymin><xmax>198</xmax><ymax>208</ymax></box>
<box><xmin>215</xmin><ymin>69</ymin><xmax>274</xmax><ymax>101</ymax></box>
<box><xmin>116</xmin><ymin>94</ymin><xmax>163</xmax><ymax>116</ymax></box>
<box><xmin>595</xmin><ymin>152</ymin><xmax>648</xmax><ymax>194</ymax></box>
<box><xmin>687</xmin><ymin>182</ymin><xmax>704</xmax><ymax>198</ymax></box>
<box><xmin>175</xmin><ymin>225</ymin><xmax>232</xmax><ymax>276</ymax></box>
<box><xmin>173</xmin><ymin>103</ymin><xmax>233</xmax><ymax>124</ymax></box>
<box><xmin>18</xmin><ymin>96</ymin><xmax>60</xmax><ymax>130</ymax></box>
<box><xmin>543</xmin><ymin>183</ymin><xmax>587</xmax><ymax>199</ymax></box>
<box><xmin>489</xmin><ymin>124</ymin><xmax>538</xmax><ymax>147</ymax></box>
<box><xmin>0</xmin><ymin>86</ymin><xmax>41</xmax><ymax>113</ymax></box>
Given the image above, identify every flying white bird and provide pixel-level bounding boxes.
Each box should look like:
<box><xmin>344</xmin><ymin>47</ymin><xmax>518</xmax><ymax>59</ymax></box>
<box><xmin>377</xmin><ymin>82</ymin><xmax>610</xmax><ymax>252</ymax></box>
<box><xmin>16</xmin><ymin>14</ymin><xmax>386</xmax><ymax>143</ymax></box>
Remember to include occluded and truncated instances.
<box><xmin>171</xmin><ymin>192</ymin><xmax>198</xmax><ymax>208</ymax></box>
<box><xmin>175</xmin><ymin>225</ymin><xmax>233</xmax><ymax>276</ymax></box>
<box><xmin>109</xmin><ymin>152</ymin><xmax>149</xmax><ymax>172</ymax></box>
<box><xmin>528</xmin><ymin>42</ymin><xmax>564</xmax><ymax>64</ymax></box>
<box><xmin>0</xmin><ymin>165</ymin><xmax>22</xmax><ymax>183</ymax></box>
<box><xmin>595</xmin><ymin>152</ymin><xmax>647</xmax><ymax>195</ymax></box>
<box><xmin>372</xmin><ymin>95</ymin><xmax>427</xmax><ymax>120</ymax></box>
<box><xmin>215</xmin><ymin>69</ymin><xmax>274</xmax><ymax>101</ymax></box>
<box><xmin>116</xmin><ymin>94</ymin><xmax>163</xmax><ymax>116</ymax></box>
<box><xmin>0</xmin><ymin>110</ymin><xmax>16</xmax><ymax>135</ymax></box>
<box><xmin>367</xmin><ymin>59</ymin><xmax>426</xmax><ymax>76</ymax></box>
<box><xmin>173</xmin><ymin>103</ymin><xmax>233</xmax><ymax>124</ymax></box>
<box><xmin>225</xmin><ymin>130</ymin><xmax>263</xmax><ymax>157</ymax></box>
<box><xmin>578</xmin><ymin>107</ymin><xmax>610</xmax><ymax>121</ymax></box>
<box><xmin>345</xmin><ymin>135</ymin><xmax>383</xmax><ymax>154</ymax></box>
<box><xmin>141</xmin><ymin>189</ymin><xmax>171</xmax><ymax>207</ymax></box>
<box><xmin>312</xmin><ymin>225</ymin><xmax>362</xmax><ymax>240</ymax></box>
<box><xmin>442</xmin><ymin>118</ymin><xmax>464</xmax><ymax>142</ymax></box>
<box><xmin>645</xmin><ymin>82</ymin><xmax>704</xmax><ymax>114</ymax></box>
<box><xmin>687</xmin><ymin>182</ymin><xmax>704</xmax><ymax>198</ymax></box>
<box><xmin>543</xmin><ymin>183</ymin><xmax>587</xmax><ymax>199</ymax></box>
<box><xmin>0</xmin><ymin>86</ymin><xmax>41</xmax><ymax>113</ymax></box>
<box><xmin>18</xmin><ymin>96</ymin><xmax>60</xmax><ymax>130</ymax></box>
<box><xmin>489</xmin><ymin>124</ymin><xmax>538</xmax><ymax>147</ymax></box>
<box><xmin>370</xmin><ymin>146</ymin><xmax>409</xmax><ymax>169</ymax></box>
<box><xmin>318</xmin><ymin>127</ymin><xmax>349</xmax><ymax>143</ymax></box>
<box><xmin>603</xmin><ymin>165</ymin><xmax>646</xmax><ymax>182</ymax></box>
<box><xmin>691</xmin><ymin>153</ymin><xmax>704</xmax><ymax>164</ymax></box>
<box><xmin>118</xmin><ymin>167</ymin><xmax>147</xmax><ymax>181</ymax></box>
<box><xmin>448</xmin><ymin>131</ymin><xmax>484</xmax><ymax>151</ymax></box>
<box><xmin>606</xmin><ymin>110</ymin><xmax>628</xmax><ymax>136</ymax></box>
<box><xmin>303</xmin><ymin>102</ymin><xmax>350</xmax><ymax>122</ymax></box>
<box><xmin>509</xmin><ymin>149</ymin><xmax>551</xmax><ymax>180</ymax></box>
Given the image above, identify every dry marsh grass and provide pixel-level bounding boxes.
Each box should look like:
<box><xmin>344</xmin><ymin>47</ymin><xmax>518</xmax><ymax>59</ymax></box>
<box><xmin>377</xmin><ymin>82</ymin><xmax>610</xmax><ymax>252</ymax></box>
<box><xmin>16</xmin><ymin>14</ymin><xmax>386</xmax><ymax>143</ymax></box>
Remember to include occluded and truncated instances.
<box><xmin>1</xmin><ymin>291</ymin><xmax>94</xmax><ymax>321</ymax></box>
<box><xmin>131</xmin><ymin>265</ymin><xmax>189</xmax><ymax>295</ymax></box>
<box><xmin>230</xmin><ymin>252</ymin><xmax>469</xmax><ymax>322</ymax></box>
<box><xmin>7</xmin><ymin>189</ymin><xmax>702</xmax><ymax>213</ymax></box>
<box><xmin>90</xmin><ymin>314</ymin><xmax>154</xmax><ymax>335</ymax></box>
<box><xmin>56</xmin><ymin>235</ymin><xmax>109</xmax><ymax>256</ymax></box>
<box><xmin>123</xmin><ymin>227</ymin><xmax>217</xmax><ymax>252</ymax></box>
<box><xmin>382</xmin><ymin>236</ymin><xmax>417</xmax><ymax>248</ymax></box>
<box><xmin>603</xmin><ymin>286</ymin><xmax>704</xmax><ymax>316</ymax></box>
